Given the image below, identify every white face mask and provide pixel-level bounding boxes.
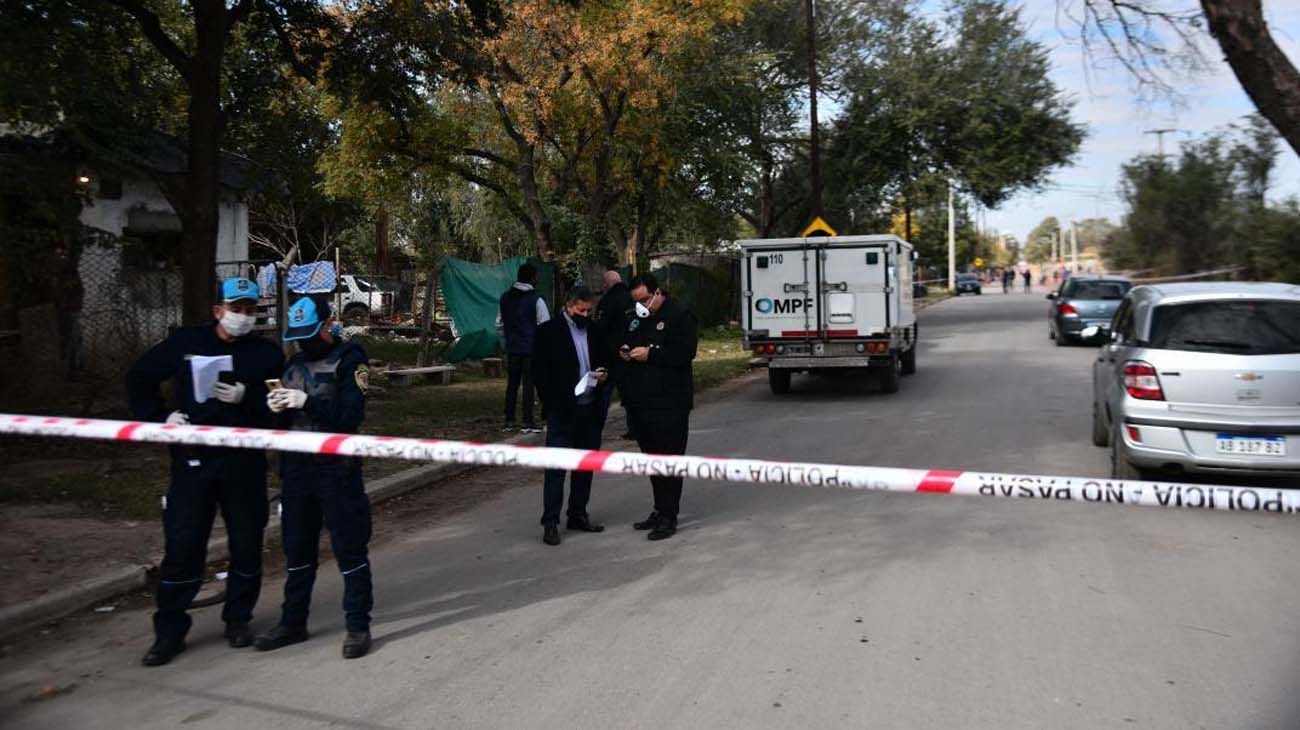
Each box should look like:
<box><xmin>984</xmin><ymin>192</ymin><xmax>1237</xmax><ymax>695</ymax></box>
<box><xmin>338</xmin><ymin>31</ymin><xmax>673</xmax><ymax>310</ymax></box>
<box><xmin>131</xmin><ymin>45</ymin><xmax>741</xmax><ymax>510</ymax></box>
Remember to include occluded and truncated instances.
<box><xmin>635</xmin><ymin>291</ymin><xmax>658</xmax><ymax>319</ymax></box>
<box><xmin>220</xmin><ymin>310</ymin><xmax>256</xmax><ymax>337</ymax></box>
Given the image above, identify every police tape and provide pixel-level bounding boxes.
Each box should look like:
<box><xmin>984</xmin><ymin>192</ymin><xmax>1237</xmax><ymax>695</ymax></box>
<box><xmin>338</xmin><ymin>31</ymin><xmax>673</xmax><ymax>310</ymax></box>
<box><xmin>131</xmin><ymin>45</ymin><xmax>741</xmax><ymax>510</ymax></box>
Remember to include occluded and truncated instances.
<box><xmin>1</xmin><ymin>412</ymin><xmax>1297</xmax><ymax>516</ymax></box>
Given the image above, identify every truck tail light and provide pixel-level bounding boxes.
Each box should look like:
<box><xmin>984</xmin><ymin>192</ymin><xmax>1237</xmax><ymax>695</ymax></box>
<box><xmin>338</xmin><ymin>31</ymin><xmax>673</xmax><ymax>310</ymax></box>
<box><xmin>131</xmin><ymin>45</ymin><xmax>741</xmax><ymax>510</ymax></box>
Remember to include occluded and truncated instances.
<box><xmin>864</xmin><ymin>342</ymin><xmax>888</xmax><ymax>354</ymax></box>
<box><xmin>1123</xmin><ymin>361</ymin><xmax>1165</xmax><ymax>401</ymax></box>
<box><xmin>1058</xmin><ymin>302</ymin><xmax>1078</xmax><ymax>316</ymax></box>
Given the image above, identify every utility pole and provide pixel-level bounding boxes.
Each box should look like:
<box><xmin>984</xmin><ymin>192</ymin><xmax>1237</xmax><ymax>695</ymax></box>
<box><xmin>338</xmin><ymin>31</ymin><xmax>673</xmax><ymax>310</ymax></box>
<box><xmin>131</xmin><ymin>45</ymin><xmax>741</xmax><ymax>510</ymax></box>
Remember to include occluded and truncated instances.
<box><xmin>805</xmin><ymin>0</ymin><xmax>823</xmax><ymax>219</ymax></box>
<box><xmin>947</xmin><ymin>180</ymin><xmax>956</xmax><ymax>290</ymax></box>
<box><xmin>1070</xmin><ymin>219</ymin><xmax>1079</xmax><ymax>271</ymax></box>
<box><xmin>1143</xmin><ymin>128</ymin><xmax>1180</xmax><ymax>158</ymax></box>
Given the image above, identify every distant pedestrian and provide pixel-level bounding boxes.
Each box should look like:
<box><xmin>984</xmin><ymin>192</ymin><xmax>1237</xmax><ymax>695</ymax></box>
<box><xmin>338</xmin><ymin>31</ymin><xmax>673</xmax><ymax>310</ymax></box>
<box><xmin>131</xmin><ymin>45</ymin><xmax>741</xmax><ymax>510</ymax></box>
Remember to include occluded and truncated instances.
<box><xmin>618</xmin><ymin>273</ymin><xmax>698</xmax><ymax>541</ymax></box>
<box><xmin>594</xmin><ymin>270</ymin><xmax>635</xmax><ymax>440</ymax></box>
<box><xmin>532</xmin><ymin>287</ymin><xmax>610</xmax><ymax>546</ymax></box>
<box><xmin>1001</xmin><ymin>268</ymin><xmax>1013</xmax><ymax>294</ymax></box>
<box><xmin>498</xmin><ymin>264</ymin><xmax>550</xmax><ymax>433</ymax></box>
<box><xmin>1023</xmin><ymin>270</ymin><xmax>1032</xmax><ymax>293</ymax></box>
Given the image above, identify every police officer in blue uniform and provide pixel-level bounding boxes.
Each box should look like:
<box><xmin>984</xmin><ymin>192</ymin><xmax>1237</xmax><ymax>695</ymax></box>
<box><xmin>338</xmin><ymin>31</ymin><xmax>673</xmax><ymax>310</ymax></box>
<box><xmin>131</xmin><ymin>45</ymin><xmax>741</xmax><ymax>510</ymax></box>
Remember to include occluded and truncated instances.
<box><xmin>255</xmin><ymin>298</ymin><xmax>375</xmax><ymax>659</ymax></box>
<box><xmin>126</xmin><ymin>277</ymin><xmax>283</xmax><ymax>667</ymax></box>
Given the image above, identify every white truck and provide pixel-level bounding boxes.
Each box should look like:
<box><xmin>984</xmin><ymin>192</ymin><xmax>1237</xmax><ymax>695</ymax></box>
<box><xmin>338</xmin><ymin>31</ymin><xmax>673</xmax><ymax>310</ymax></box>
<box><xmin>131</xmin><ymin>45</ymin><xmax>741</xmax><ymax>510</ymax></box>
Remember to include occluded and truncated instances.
<box><xmin>739</xmin><ymin>234</ymin><xmax>919</xmax><ymax>394</ymax></box>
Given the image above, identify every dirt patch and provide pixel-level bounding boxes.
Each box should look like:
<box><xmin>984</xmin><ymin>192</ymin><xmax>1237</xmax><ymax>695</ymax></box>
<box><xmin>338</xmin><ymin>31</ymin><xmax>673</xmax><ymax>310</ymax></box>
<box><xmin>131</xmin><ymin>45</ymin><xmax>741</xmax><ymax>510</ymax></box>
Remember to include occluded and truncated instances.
<box><xmin>0</xmin><ymin>505</ymin><xmax>162</xmax><ymax>609</ymax></box>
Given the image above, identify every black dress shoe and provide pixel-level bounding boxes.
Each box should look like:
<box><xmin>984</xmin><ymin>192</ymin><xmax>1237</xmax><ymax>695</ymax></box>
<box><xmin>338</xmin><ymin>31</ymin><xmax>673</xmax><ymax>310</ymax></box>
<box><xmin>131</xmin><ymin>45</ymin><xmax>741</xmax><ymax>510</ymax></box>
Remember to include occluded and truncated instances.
<box><xmin>342</xmin><ymin>630</ymin><xmax>371</xmax><ymax>659</ymax></box>
<box><xmin>648</xmin><ymin>517</ymin><xmax>678</xmax><ymax>541</ymax></box>
<box><xmin>225</xmin><ymin>623</ymin><xmax>255</xmax><ymax>648</ymax></box>
<box><xmin>543</xmin><ymin>525</ymin><xmax>562</xmax><ymax>546</ymax></box>
<box><xmin>254</xmin><ymin>624</ymin><xmax>309</xmax><ymax>652</ymax></box>
<box><xmin>566</xmin><ymin>516</ymin><xmax>605</xmax><ymax>532</ymax></box>
<box><xmin>141</xmin><ymin>637</ymin><xmax>186</xmax><ymax>667</ymax></box>
<box><xmin>633</xmin><ymin>511</ymin><xmax>661</xmax><ymax>530</ymax></box>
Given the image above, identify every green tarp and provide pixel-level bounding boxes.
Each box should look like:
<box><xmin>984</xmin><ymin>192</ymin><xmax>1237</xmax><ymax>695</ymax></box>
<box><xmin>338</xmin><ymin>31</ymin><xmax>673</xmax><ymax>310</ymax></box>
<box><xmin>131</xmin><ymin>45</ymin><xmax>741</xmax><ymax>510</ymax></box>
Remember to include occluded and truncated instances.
<box><xmin>439</xmin><ymin>256</ymin><xmax>555</xmax><ymax>362</ymax></box>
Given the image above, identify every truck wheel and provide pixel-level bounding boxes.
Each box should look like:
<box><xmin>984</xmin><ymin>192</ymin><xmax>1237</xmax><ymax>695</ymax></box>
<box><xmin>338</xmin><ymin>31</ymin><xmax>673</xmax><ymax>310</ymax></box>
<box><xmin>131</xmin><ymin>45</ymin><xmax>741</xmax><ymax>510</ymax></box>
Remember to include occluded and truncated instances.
<box><xmin>768</xmin><ymin>368</ymin><xmax>792</xmax><ymax>395</ymax></box>
<box><xmin>900</xmin><ymin>345</ymin><xmax>917</xmax><ymax>376</ymax></box>
<box><xmin>879</xmin><ymin>355</ymin><xmax>900</xmax><ymax>394</ymax></box>
<box><xmin>342</xmin><ymin>304</ymin><xmax>369</xmax><ymax>326</ymax></box>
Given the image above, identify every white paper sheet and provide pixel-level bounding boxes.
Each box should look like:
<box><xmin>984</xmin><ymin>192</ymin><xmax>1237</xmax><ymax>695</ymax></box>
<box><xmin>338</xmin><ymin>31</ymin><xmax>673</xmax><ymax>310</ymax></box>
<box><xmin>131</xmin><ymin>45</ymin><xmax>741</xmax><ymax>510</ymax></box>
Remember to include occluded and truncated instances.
<box><xmin>573</xmin><ymin>370</ymin><xmax>599</xmax><ymax>397</ymax></box>
<box><xmin>190</xmin><ymin>355</ymin><xmax>234</xmax><ymax>403</ymax></box>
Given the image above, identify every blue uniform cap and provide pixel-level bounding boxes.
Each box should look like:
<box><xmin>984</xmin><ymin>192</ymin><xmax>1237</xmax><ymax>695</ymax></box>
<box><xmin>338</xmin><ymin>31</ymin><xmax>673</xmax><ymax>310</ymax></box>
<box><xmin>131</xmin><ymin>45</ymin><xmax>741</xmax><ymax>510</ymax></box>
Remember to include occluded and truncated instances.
<box><xmin>284</xmin><ymin>297</ymin><xmax>332</xmax><ymax>341</ymax></box>
<box><xmin>221</xmin><ymin>277</ymin><xmax>260</xmax><ymax>302</ymax></box>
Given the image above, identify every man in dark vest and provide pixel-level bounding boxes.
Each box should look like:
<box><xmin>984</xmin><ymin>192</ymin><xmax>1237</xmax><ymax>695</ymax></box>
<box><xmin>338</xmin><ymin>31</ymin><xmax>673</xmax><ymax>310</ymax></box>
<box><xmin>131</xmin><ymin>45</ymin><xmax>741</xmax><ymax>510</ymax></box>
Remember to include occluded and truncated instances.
<box><xmin>255</xmin><ymin>298</ymin><xmax>375</xmax><ymax>660</ymax></box>
<box><xmin>126</xmin><ymin>277</ymin><xmax>283</xmax><ymax>666</ymax></box>
<box><xmin>532</xmin><ymin>286</ymin><xmax>609</xmax><ymax>546</ymax></box>
<box><xmin>499</xmin><ymin>263</ymin><xmax>550</xmax><ymax>433</ymax></box>
<box><xmin>617</xmin><ymin>273</ymin><xmax>698</xmax><ymax>541</ymax></box>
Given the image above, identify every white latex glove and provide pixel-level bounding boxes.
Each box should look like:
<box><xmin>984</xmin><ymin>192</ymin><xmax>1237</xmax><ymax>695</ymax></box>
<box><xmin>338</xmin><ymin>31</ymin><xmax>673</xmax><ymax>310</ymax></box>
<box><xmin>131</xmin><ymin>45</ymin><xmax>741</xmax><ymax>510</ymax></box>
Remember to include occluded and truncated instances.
<box><xmin>212</xmin><ymin>381</ymin><xmax>246</xmax><ymax>404</ymax></box>
<box><xmin>268</xmin><ymin>388</ymin><xmax>308</xmax><ymax>411</ymax></box>
<box><xmin>165</xmin><ymin>411</ymin><xmax>190</xmax><ymax>426</ymax></box>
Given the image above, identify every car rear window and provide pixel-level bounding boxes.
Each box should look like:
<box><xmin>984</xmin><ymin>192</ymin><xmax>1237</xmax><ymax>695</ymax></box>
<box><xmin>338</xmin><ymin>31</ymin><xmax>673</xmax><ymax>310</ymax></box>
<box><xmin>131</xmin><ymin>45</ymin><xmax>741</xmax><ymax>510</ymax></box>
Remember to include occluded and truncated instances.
<box><xmin>1149</xmin><ymin>300</ymin><xmax>1300</xmax><ymax>355</ymax></box>
<box><xmin>1065</xmin><ymin>281</ymin><xmax>1129</xmax><ymax>300</ymax></box>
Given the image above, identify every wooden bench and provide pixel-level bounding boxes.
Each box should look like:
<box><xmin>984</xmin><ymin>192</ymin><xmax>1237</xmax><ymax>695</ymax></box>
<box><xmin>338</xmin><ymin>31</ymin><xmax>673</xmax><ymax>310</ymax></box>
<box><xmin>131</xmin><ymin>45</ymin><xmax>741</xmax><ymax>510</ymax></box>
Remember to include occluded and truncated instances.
<box><xmin>384</xmin><ymin>365</ymin><xmax>455</xmax><ymax>386</ymax></box>
<box><xmin>481</xmin><ymin>357</ymin><xmax>504</xmax><ymax>377</ymax></box>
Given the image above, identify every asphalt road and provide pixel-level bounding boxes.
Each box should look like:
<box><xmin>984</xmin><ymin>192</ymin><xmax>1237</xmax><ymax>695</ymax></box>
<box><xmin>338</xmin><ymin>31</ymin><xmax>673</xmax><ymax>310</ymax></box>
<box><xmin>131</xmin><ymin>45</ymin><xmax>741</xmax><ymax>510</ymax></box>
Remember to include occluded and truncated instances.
<box><xmin>5</xmin><ymin>292</ymin><xmax>1299</xmax><ymax>729</ymax></box>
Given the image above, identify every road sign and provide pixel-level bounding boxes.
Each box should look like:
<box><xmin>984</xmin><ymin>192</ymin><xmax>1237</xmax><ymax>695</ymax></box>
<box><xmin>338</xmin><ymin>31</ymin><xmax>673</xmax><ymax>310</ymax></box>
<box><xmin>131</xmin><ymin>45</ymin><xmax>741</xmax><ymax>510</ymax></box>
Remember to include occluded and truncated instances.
<box><xmin>801</xmin><ymin>217</ymin><xmax>837</xmax><ymax>238</ymax></box>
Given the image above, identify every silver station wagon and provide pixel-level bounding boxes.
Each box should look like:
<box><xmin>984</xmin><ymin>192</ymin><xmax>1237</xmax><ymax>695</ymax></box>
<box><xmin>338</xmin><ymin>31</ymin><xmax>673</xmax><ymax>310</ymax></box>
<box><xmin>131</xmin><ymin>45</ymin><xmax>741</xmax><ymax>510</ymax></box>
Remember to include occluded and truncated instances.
<box><xmin>1090</xmin><ymin>282</ymin><xmax>1300</xmax><ymax>479</ymax></box>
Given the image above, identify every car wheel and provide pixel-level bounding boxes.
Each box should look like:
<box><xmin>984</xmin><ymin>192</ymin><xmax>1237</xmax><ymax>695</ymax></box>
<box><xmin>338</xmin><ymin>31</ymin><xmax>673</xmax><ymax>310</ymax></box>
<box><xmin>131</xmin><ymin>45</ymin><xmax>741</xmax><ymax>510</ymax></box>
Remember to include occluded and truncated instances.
<box><xmin>768</xmin><ymin>368</ymin><xmax>791</xmax><ymax>395</ymax></box>
<box><xmin>879</xmin><ymin>354</ymin><xmax>901</xmax><ymax>394</ymax></box>
<box><xmin>900</xmin><ymin>345</ymin><xmax>917</xmax><ymax>375</ymax></box>
<box><xmin>975</xmin><ymin>289</ymin><xmax>982</xmax><ymax>295</ymax></box>
<box><xmin>342</xmin><ymin>304</ymin><xmax>369</xmax><ymax>326</ymax></box>
<box><xmin>1091</xmin><ymin>401</ymin><xmax>1109</xmax><ymax>447</ymax></box>
<box><xmin>1054</xmin><ymin>330</ymin><xmax>1069</xmax><ymax>347</ymax></box>
<box><xmin>1110</xmin><ymin>422</ymin><xmax>1150</xmax><ymax>480</ymax></box>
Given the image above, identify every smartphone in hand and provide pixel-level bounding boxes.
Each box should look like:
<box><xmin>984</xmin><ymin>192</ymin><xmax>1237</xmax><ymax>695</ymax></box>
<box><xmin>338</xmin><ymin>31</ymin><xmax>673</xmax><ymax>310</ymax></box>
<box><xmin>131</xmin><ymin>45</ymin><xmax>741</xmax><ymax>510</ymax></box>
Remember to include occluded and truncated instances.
<box><xmin>264</xmin><ymin>379</ymin><xmax>282</xmax><ymax>391</ymax></box>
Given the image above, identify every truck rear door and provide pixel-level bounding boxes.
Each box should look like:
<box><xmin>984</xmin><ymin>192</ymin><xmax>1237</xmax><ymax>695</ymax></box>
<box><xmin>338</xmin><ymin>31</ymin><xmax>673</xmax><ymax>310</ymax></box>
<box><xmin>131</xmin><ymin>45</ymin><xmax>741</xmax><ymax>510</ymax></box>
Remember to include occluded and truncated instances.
<box><xmin>818</xmin><ymin>243</ymin><xmax>890</xmax><ymax>337</ymax></box>
<box><xmin>746</xmin><ymin>246</ymin><xmax>816</xmax><ymax>338</ymax></box>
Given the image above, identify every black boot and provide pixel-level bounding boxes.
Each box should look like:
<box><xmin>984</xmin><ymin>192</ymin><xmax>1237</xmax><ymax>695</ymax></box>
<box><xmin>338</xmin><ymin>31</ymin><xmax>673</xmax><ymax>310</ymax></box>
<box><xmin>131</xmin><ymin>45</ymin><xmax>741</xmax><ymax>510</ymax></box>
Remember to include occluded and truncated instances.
<box><xmin>566</xmin><ymin>516</ymin><xmax>605</xmax><ymax>533</ymax></box>
<box><xmin>141</xmin><ymin>636</ymin><xmax>186</xmax><ymax>667</ymax></box>
<box><xmin>342</xmin><ymin>630</ymin><xmax>371</xmax><ymax>659</ymax></box>
<box><xmin>254</xmin><ymin>624</ymin><xmax>310</xmax><ymax>652</ymax></box>
<box><xmin>632</xmin><ymin>511</ymin><xmax>661</xmax><ymax>531</ymax></box>
<box><xmin>543</xmin><ymin>525</ymin><xmax>561</xmax><ymax>546</ymax></box>
<box><xmin>647</xmin><ymin>516</ymin><xmax>678</xmax><ymax>541</ymax></box>
<box><xmin>224</xmin><ymin>623</ymin><xmax>254</xmax><ymax>648</ymax></box>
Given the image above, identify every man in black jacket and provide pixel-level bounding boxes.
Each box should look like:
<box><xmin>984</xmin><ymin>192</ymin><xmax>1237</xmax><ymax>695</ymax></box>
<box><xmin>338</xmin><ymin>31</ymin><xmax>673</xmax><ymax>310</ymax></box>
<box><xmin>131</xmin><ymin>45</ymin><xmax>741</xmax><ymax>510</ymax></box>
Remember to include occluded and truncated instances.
<box><xmin>618</xmin><ymin>273</ymin><xmax>698</xmax><ymax>541</ymax></box>
<box><xmin>125</xmin><ymin>277</ymin><xmax>283</xmax><ymax>666</ymax></box>
<box><xmin>532</xmin><ymin>287</ymin><xmax>609</xmax><ymax>546</ymax></box>
<box><xmin>498</xmin><ymin>263</ymin><xmax>550</xmax><ymax>433</ymax></box>
<box><xmin>594</xmin><ymin>270</ymin><xmax>636</xmax><ymax>440</ymax></box>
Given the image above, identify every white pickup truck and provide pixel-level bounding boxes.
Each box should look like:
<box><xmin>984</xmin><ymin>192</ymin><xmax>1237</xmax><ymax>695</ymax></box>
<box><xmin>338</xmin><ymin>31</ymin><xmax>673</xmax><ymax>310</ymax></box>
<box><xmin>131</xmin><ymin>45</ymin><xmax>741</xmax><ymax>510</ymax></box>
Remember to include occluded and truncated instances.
<box><xmin>739</xmin><ymin>234</ymin><xmax>919</xmax><ymax>394</ymax></box>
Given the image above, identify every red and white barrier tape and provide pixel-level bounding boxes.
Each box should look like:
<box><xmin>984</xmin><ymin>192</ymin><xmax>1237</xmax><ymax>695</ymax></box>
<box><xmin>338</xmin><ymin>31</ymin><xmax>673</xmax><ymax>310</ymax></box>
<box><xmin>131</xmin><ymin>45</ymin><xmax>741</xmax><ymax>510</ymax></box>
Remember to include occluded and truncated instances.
<box><xmin>1</xmin><ymin>413</ymin><xmax>1296</xmax><ymax>516</ymax></box>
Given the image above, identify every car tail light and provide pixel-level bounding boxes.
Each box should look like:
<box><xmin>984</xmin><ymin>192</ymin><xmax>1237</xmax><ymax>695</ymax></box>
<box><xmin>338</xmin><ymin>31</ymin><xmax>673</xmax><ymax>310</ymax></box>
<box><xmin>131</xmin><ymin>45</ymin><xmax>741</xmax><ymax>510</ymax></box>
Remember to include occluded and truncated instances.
<box><xmin>1126</xmin><ymin>425</ymin><xmax>1142</xmax><ymax>443</ymax></box>
<box><xmin>1058</xmin><ymin>302</ymin><xmax>1078</xmax><ymax>316</ymax></box>
<box><xmin>1123</xmin><ymin>361</ymin><xmax>1165</xmax><ymax>401</ymax></box>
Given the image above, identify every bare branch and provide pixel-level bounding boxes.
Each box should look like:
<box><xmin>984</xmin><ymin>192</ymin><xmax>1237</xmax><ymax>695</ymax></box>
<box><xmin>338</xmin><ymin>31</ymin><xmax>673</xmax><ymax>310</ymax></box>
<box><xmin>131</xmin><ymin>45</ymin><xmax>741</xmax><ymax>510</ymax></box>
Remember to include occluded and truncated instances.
<box><xmin>102</xmin><ymin>0</ymin><xmax>191</xmax><ymax>77</ymax></box>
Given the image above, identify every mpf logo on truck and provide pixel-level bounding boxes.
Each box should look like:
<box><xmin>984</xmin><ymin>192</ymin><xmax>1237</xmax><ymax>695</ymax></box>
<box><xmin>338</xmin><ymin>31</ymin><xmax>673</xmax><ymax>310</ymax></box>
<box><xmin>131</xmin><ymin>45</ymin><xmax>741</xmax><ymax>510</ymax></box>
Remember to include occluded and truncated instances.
<box><xmin>755</xmin><ymin>297</ymin><xmax>814</xmax><ymax>316</ymax></box>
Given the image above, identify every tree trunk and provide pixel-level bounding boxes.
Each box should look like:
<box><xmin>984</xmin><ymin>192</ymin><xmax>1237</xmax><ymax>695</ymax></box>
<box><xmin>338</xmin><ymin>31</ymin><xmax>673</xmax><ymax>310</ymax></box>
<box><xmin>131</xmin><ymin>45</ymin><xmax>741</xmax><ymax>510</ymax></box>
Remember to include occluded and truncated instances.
<box><xmin>1201</xmin><ymin>0</ymin><xmax>1300</xmax><ymax>158</ymax></box>
<box><xmin>375</xmin><ymin>209</ymin><xmax>390</xmax><ymax>273</ymax></box>
<box><xmin>179</xmin><ymin>1</ymin><xmax>227</xmax><ymax>325</ymax></box>
<box><xmin>515</xmin><ymin>142</ymin><xmax>552</xmax><ymax>258</ymax></box>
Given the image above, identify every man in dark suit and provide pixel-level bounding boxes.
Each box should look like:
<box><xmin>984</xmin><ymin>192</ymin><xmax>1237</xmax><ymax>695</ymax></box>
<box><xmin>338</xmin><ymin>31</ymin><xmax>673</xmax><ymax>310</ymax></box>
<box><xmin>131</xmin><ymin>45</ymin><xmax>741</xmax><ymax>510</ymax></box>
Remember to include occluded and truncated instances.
<box><xmin>532</xmin><ymin>286</ymin><xmax>610</xmax><ymax>546</ymax></box>
<box><xmin>618</xmin><ymin>273</ymin><xmax>698</xmax><ymax>541</ymax></box>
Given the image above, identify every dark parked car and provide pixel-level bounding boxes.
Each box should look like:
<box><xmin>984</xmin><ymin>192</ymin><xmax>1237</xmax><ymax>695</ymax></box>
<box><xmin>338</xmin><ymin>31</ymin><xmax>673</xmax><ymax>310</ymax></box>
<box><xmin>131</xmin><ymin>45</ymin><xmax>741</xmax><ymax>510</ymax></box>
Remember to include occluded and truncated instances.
<box><xmin>955</xmin><ymin>273</ymin><xmax>982</xmax><ymax>295</ymax></box>
<box><xmin>1048</xmin><ymin>275</ymin><xmax>1131</xmax><ymax>345</ymax></box>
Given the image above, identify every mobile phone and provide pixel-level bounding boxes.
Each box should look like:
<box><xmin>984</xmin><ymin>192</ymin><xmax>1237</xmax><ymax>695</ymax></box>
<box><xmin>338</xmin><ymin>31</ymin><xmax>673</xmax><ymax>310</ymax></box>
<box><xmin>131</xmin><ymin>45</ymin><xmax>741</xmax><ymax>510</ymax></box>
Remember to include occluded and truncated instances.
<box><xmin>218</xmin><ymin>371</ymin><xmax>237</xmax><ymax>385</ymax></box>
<box><xmin>619</xmin><ymin>345</ymin><xmax>631</xmax><ymax>352</ymax></box>
<box><xmin>265</xmin><ymin>379</ymin><xmax>282</xmax><ymax>390</ymax></box>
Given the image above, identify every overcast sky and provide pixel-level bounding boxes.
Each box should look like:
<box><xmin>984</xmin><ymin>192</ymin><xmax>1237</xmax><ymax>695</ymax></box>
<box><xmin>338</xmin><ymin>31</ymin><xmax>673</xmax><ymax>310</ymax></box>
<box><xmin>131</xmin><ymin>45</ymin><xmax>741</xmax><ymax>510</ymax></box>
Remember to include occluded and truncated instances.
<box><xmin>973</xmin><ymin>0</ymin><xmax>1300</xmax><ymax>245</ymax></box>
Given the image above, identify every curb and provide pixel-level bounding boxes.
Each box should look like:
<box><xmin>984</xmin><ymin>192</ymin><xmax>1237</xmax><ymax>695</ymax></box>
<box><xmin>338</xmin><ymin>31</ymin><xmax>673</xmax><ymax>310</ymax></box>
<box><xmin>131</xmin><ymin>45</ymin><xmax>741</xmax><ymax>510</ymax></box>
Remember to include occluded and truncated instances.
<box><xmin>0</xmin><ymin>564</ymin><xmax>149</xmax><ymax>641</ymax></box>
